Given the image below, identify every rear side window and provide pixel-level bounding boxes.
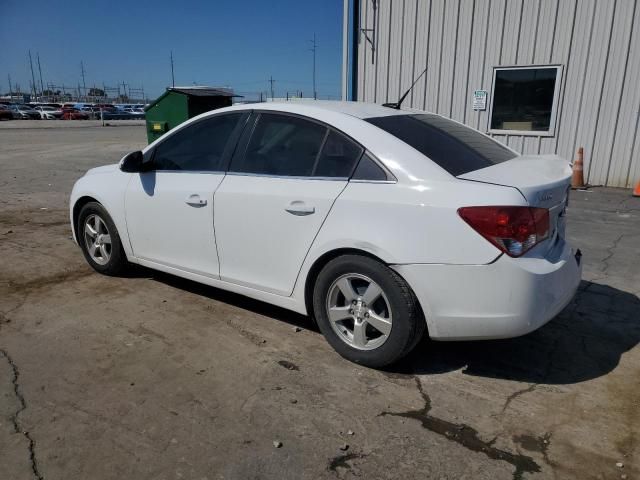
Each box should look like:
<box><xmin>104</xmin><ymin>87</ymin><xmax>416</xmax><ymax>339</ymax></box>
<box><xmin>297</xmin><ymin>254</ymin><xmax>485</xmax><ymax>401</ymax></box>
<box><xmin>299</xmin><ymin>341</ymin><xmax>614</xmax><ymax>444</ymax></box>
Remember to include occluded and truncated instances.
<box><xmin>314</xmin><ymin>131</ymin><xmax>363</xmax><ymax>178</ymax></box>
<box><xmin>231</xmin><ymin>113</ymin><xmax>327</xmax><ymax>177</ymax></box>
<box><xmin>153</xmin><ymin>113</ymin><xmax>242</xmax><ymax>171</ymax></box>
<box><xmin>352</xmin><ymin>153</ymin><xmax>390</xmax><ymax>181</ymax></box>
<box><xmin>366</xmin><ymin>114</ymin><xmax>517</xmax><ymax>176</ymax></box>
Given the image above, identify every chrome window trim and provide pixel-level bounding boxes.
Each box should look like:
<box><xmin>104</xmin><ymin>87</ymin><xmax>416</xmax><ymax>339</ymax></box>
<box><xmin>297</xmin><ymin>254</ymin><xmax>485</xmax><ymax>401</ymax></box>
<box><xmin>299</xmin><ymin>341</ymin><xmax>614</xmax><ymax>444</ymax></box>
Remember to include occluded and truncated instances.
<box><xmin>225</xmin><ymin>171</ymin><xmax>349</xmax><ymax>181</ymax></box>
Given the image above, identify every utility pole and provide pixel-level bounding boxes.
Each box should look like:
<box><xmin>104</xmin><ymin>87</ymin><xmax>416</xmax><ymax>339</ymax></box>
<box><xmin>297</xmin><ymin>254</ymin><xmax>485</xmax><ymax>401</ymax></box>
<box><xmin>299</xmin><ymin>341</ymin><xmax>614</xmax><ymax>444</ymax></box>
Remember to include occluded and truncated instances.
<box><xmin>80</xmin><ymin>61</ymin><xmax>87</xmax><ymax>101</ymax></box>
<box><xmin>269</xmin><ymin>76</ymin><xmax>275</xmax><ymax>100</ymax></box>
<box><xmin>170</xmin><ymin>51</ymin><xmax>175</xmax><ymax>87</ymax></box>
<box><xmin>7</xmin><ymin>74</ymin><xmax>12</xmax><ymax>96</ymax></box>
<box><xmin>309</xmin><ymin>33</ymin><xmax>317</xmax><ymax>100</ymax></box>
<box><xmin>28</xmin><ymin>50</ymin><xmax>38</xmax><ymax>99</ymax></box>
<box><xmin>37</xmin><ymin>53</ymin><xmax>45</xmax><ymax>97</ymax></box>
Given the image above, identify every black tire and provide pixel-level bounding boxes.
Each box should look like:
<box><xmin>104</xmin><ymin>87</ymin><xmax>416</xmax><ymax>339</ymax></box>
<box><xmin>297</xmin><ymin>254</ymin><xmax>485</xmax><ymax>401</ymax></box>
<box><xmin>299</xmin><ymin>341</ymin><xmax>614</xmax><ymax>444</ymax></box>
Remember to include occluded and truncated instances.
<box><xmin>313</xmin><ymin>254</ymin><xmax>425</xmax><ymax>368</ymax></box>
<box><xmin>77</xmin><ymin>202</ymin><xmax>129</xmax><ymax>276</ymax></box>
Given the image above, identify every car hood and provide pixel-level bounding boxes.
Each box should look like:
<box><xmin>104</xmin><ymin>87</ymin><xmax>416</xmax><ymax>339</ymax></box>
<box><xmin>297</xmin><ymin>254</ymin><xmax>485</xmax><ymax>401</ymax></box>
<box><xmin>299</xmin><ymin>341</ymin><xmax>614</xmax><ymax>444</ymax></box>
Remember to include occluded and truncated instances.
<box><xmin>85</xmin><ymin>164</ymin><xmax>119</xmax><ymax>176</ymax></box>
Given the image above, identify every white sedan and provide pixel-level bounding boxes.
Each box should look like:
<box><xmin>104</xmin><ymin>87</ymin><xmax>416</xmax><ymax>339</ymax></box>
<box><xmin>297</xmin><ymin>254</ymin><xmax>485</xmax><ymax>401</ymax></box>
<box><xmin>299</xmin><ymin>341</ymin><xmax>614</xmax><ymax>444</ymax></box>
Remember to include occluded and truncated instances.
<box><xmin>70</xmin><ymin>101</ymin><xmax>582</xmax><ymax>367</ymax></box>
<box><xmin>34</xmin><ymin>105</ymin><xmax>63</xmax><ymax>119</ymax></box>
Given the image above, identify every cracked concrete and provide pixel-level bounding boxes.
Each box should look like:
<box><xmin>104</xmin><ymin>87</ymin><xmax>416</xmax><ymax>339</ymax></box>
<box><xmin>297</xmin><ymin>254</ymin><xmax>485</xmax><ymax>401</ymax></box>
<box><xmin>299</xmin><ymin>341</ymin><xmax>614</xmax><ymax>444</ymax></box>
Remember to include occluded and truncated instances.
<box><xmin>0</xmin><ymin>350</ymin><xmax>43</xmax><ymax>480</ymax></box>
<box><xmin>1</xmin><ymin>122</ymin><xmax>639</xmax><ymax>479</ymax></box>
<box><xmin>379</xmin><ymin>376</ymin><xmax>540</xmax><ymax>479</ymax></box>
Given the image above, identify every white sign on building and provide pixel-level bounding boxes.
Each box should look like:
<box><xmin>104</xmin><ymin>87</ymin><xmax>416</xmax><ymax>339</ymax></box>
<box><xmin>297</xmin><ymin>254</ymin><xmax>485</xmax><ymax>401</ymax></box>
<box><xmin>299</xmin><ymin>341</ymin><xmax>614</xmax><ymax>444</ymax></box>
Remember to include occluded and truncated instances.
<box><xmin>472</xmin><ymin>90</ymin><xmax>487</xmax><ymax>111</ymax></box>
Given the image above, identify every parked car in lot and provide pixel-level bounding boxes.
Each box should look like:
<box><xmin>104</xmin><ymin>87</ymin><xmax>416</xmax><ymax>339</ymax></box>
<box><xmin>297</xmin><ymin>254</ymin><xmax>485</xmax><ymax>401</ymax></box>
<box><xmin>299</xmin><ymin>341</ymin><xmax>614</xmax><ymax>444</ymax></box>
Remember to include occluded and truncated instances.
<box><xmin>124</xmin><ymin>107</ymin><xmax>145</xmax><ymax>119</ymax></box>
<box><xmin>34</xmin><ymin>105</ymin><xmax>63</xmax><ymax>119</ymax></box>
<box><xmin>10</xmin><ymin>104</ymin><xmax>42</xmax><ymax>119</ymax></box>
<box><xmin>101</xmin><ymin>108</ymin><xmax>134</xmax><ymax>120</ymax></box>
<box><xmin>62</xmin><ymin>108</ymin><xmax>89</xmax><ymax>120</ymax></box>
<box><xmin>70</xmin><ymin>101</ymin><xmax>582</xmax><ymax>367</ymax></box>
<box><xmin>0</xmin><ymin>104</ymin><xmax>13</xmax><ymax>120</ymax></box>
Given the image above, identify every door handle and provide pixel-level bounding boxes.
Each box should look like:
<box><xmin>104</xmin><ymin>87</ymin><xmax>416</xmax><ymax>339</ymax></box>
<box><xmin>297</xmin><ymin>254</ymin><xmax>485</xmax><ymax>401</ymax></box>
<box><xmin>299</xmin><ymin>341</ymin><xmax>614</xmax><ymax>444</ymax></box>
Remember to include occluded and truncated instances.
<box><xmin>185</xmin><ymin>194</ymin><xmax>207</xmax><ymax>207</ymax></box>
<box><xmin>285</xmin><ymin>201</ymin><xmax>315</xmax><ymax>216</ymax></box>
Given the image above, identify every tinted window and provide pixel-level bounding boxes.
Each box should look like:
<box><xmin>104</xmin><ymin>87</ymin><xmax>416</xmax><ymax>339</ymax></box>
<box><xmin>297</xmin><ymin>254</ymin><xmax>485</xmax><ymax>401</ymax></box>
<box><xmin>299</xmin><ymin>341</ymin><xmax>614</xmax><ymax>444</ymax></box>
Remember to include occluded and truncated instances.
<box><xmin>231</xmin><ymin>113</ymin><xmax>326</xmax><ymax>176</ymax></box>
<box><xmin>352</xmin><ymin>153</ymin><xmax>390</xmax><ymax>181</ymax></box>
<box><xmin>314</xmin><ymin>131</ymin><xmax>363</xmax><ymax>178</ymax></box>
<box><xmin>153</xmin><ymin>113</ymin><xmax>241</xmax><ymax>171</ymax></box>
<box><xmin>491</xmin><ymin>67</ymin><xmax>558</xmax><ymax>132</ymax></box>
<box><xmin>366</xmin><ymin>114</ymin><xmax>516</xmax><ymax>176</ymax></box>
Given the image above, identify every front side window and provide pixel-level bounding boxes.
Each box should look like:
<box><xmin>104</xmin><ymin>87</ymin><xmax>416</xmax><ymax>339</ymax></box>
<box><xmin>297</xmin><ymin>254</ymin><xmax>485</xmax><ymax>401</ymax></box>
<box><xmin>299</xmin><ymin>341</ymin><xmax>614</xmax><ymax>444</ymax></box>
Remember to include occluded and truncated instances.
<box><xmin>231</xmin><ymin>113</ymin><xmax>327</xmax><ymax>177</ymax></box>
<box><xmin>489</xmin><ymin>66</ymin><xmax>561</xmax><ymax>134</ymax></box>
<box><xmin>152</xmin><ymin>113</ymin><xmax>242</xmax><ymax>171</ymax></box>
<box><xmin>366</xmin><ymin>114</ymin><xmax>517</xmax><ymax>176</ymax></box>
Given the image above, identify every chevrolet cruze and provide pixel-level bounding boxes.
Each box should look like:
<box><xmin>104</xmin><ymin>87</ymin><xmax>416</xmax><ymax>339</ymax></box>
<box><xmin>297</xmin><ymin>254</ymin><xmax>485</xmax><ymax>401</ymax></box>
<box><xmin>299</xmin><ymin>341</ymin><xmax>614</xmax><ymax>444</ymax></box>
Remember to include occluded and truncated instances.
<box><xmin>70</xmin><ymin>101</ymin><xmax>582</xmax><ymax>367</ymax></box>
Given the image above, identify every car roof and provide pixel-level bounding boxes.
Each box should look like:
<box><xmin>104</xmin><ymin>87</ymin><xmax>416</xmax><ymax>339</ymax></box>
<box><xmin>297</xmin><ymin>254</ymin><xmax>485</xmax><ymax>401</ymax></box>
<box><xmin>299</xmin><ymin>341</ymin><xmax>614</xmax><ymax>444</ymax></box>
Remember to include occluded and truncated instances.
<box><xmin>234</xmin><ymin>100</ymin><xmax>414</xmax><ymax>120</ymax></box>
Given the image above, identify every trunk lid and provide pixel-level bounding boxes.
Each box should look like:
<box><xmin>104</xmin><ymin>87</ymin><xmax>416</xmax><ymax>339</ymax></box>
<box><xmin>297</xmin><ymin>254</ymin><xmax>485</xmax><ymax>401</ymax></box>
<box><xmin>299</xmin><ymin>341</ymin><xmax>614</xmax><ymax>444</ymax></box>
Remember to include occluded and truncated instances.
<box><xmin>458</xmin><ymin>154</ymin><xmax>572</xmax><ymax>253</ymax></box>
<box><xmin>458</xmin><ymin>154</ymin><xmax>571</xmax><ymax>208</ymax></box>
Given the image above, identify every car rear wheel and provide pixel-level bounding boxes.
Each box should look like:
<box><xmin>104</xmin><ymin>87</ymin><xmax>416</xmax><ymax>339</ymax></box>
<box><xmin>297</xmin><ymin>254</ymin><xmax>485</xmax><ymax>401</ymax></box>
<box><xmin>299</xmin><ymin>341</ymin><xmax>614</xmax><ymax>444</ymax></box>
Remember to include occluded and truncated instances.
<box><xmin>78</xmin><ymin>202</ymin><xmax>129</xmax><ymax>276</ymax></box>
<box><xmin>313</xmin><ymin>254</ymin><xmax>425</xmax><ymax>368</ymax></box>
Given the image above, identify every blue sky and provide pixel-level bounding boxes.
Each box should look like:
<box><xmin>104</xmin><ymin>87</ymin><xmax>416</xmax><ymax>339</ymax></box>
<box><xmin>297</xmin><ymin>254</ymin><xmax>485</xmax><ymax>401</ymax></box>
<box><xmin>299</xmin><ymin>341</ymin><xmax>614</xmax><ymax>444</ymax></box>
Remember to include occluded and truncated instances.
<box><xmin>0</xmin><ymin>0</ymin><xmax>344</xmax><ymax>100</ymax></box>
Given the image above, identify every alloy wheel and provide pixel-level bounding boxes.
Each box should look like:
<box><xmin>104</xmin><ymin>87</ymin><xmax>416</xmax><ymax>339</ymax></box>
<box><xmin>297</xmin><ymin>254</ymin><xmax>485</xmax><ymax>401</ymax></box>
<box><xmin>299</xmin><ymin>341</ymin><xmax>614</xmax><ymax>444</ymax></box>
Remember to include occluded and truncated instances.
<box><xmin>83</xmin><ymin>214</ymin><xmax>112</xmax><ymax>265</ymax></box>
<box><xmin>326</xmin><ymin>273</ymin><xmax>393</xmax><ymax>350</ymax></box>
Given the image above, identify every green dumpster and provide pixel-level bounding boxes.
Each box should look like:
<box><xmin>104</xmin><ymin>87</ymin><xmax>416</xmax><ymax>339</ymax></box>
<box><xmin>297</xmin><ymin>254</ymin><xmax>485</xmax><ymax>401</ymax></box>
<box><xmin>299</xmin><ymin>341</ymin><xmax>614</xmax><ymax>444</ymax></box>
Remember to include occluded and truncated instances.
<box><xmin>144</xmin><ymin>86</ymin><xmax>238</xmax><ymax>143</ymax></box>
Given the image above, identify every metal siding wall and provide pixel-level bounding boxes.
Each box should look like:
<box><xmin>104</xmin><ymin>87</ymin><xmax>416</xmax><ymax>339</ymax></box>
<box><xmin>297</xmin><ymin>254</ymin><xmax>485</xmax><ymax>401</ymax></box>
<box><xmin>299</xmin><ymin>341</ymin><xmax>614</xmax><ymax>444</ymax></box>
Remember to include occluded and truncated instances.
<box><xmin>467</xmin><ymin>0</ymin><xmax>490</xmax><ymax>130</ymax></box>
<box><xmin>570</xmin><ymin>1</ymin><xmax>616</xmax><ymax>183</ymax></box>
<box><xmin>451</xmin><ymin>0</ymin><xmax>475</xmax><ymax>123</ymax></box>
<box><xmin>439</xmin><ymin>0</ymin><xmax>459</xmax><ymax>117</ymax></box>
<box><xmin>425</xmin><ymin>0</ymin><xmax>445</xmax><ymax>112</ymax></box>
<box><xmin>355</xmin><ymin>0</ymin><xmax>639</xmax><ymax>187</ymax></box>
<box><xmin>400</xmin><ymin>0</ymin><xmax>418</xmax><ymax>105</ymax></box>
<box><xmin>410</xmin><ymin>0</ymin><xmax>431</xmax><ymax>109</ymax></box>
<box><xmin>375</xmin><ymin>1</ymin><xmax>392</xmax><ymax>103</ymax></box>
<box><xmin>590</xmin><ymin>0</ymin><xmax>637</xmax><ymax>185</ymax></box>
<box><xmin>613</xmin><ymin>2</ymin><xmax>640</xmax><ymax>188</ymax></box>
<box><xmin>387</xmin><ymin>0</ymin><xmax>405</xmax><ymax>103</ymax></box>
<box><xmin>539</xmin><ymin>0</ymin><xmax>576</xmax><ymax>157</ymax></box>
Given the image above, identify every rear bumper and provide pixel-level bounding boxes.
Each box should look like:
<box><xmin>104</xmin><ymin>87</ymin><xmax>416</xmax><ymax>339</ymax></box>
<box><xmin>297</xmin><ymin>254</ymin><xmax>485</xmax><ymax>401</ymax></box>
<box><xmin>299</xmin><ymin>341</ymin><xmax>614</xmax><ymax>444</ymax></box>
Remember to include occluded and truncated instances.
<box><xmin>392</xmin><ymin>239</ymin><xmax>582</xmax><ymax>340</ymax></box>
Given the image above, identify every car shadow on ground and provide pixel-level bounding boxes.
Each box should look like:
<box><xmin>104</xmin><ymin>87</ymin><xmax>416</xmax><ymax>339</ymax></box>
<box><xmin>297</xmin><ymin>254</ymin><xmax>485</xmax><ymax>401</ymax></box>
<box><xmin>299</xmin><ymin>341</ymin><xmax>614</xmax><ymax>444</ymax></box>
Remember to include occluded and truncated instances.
<box><xmin>144</xmin><ymin>270</ymin><xmax>639</xmax><ymax>385</ymax></box>
<box><xmin>391</xmin><ymin>281</ymin><xmax>640</xmax><ymax>385</ymax></box>
<box><xmin>143</xmin><ymin>268</ymin><xmax>313</xmax><ymax>330</ymax></box>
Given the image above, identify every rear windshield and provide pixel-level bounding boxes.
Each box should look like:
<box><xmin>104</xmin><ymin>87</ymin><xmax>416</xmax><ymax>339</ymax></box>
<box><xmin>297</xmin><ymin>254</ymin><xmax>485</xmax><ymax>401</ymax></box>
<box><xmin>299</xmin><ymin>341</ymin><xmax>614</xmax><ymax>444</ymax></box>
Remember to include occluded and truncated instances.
<box><xmin>366</xmin><ymin>114</ymin><xmax>517</xmax><ymax>176</ymax></box>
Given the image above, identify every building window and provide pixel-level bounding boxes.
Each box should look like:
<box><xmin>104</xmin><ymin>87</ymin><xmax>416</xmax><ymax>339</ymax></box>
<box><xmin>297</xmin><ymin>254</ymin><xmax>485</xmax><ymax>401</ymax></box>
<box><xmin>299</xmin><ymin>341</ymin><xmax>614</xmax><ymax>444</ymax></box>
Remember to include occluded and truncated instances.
<box><xmin>489</xmin><ymin>66</ymin><xmax>562</xmax><ymax>136</ymax></box>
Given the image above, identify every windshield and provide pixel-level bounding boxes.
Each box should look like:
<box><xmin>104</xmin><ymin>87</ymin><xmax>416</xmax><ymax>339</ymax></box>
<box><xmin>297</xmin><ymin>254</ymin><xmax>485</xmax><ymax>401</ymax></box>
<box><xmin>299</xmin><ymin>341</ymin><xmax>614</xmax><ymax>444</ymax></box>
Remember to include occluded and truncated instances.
<box><xmin>365</xmin><ymin>114</ymin><xmax>517</xmax><ymax>176</ymax></box>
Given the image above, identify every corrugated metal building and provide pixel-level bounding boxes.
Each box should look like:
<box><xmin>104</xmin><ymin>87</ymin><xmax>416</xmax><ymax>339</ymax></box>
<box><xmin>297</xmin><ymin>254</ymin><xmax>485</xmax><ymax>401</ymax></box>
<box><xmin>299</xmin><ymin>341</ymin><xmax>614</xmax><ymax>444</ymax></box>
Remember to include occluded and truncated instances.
<box><xmin>341</xmin><ymin>0</ymin><xmax>640</xmax><ymax>188</ymax></box>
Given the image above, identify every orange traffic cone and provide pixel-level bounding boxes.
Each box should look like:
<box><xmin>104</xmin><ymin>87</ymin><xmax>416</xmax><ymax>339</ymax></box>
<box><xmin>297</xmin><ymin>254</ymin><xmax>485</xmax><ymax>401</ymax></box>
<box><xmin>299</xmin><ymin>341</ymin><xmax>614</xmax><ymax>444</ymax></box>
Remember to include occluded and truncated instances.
<box><xmin>633</xmin><ymin>180</ymin><xmax>640</xmax><ymax>197</ymax></box>
<box><xmin>571</xmin><ymin>147</ymin><xmax>586</xmax><ymax>189</ymax></box>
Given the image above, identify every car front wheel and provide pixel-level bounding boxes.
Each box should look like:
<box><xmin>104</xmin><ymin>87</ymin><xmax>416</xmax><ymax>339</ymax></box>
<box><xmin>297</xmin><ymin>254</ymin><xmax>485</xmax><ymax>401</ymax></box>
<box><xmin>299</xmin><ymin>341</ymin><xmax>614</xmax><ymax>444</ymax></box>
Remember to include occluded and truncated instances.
<box><xmin>313</xmin><ymin>254</ymin><xmax>425</xmax><ymax>368</ymax></box>
<box><xmin>78</xmin><ymin>202</ymin><xmax>129</xmax><ymax>276</ymax></box>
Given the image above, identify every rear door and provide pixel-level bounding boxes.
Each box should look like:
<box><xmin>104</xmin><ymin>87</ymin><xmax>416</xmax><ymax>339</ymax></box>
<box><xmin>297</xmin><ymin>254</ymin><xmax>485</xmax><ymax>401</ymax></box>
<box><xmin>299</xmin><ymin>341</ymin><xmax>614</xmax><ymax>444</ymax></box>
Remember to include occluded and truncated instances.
<box><xmin>214</xmin><ymin>112</ymin><xmax>363</xmax><ymax>295</ymax></box>
<box><xmin>125</xmin><ymin>112</ymin><xmax>246</xmax><ymax>277</ymax></box>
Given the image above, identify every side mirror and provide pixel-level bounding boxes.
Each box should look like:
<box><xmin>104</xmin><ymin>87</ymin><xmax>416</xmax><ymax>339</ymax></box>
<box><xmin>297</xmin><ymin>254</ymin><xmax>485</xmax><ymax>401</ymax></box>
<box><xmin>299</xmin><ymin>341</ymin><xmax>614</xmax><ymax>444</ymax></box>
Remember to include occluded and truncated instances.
<box><xmin>119</xmin><ymin>151</ymin><xmax>148</xmax><ymax>173</ymax></box>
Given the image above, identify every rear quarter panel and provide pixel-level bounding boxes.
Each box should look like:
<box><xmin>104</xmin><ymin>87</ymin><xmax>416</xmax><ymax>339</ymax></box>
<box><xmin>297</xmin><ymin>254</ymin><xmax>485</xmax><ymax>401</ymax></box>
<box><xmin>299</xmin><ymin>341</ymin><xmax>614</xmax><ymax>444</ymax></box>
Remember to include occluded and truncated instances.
<box><xmin>292</xmin><ymin>177</ymin><xmax>527</xmax><ymax>308</ymax></box>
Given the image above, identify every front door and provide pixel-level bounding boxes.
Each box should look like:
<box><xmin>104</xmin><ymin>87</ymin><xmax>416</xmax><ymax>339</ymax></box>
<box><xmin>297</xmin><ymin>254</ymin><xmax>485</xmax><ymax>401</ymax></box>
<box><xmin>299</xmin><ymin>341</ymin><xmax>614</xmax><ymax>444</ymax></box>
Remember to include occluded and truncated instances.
<box><xmin>125</xmin><ymin>112</ymin><xmax>246</xmax><ymax>277</ymax></box>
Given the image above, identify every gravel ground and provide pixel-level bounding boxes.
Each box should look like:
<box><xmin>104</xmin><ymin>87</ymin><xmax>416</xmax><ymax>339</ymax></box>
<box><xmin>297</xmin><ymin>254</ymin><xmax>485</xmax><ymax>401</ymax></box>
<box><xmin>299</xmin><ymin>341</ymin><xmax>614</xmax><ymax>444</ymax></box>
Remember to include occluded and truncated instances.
<box><xmin>0</xmin><ymin>120</ymin><xmax>638</xmax><ymax>480</ymax></box>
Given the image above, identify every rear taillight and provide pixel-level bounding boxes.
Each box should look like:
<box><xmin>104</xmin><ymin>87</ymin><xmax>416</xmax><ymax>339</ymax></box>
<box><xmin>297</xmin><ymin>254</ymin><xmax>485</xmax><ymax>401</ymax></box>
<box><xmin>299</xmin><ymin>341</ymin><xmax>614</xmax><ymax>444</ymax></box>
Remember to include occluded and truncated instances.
<box><xmin>458</xmin><ymin>206</ymin><xmax>550</xmax><ymax>257</ymax></box>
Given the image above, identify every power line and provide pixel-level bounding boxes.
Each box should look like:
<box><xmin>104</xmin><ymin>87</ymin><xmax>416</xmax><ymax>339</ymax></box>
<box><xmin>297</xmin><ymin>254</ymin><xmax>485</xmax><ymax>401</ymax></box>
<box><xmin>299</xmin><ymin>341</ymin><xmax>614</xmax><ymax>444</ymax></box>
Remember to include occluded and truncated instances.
<box><xmin>28</xmin><ymin>50</ymin><xmax>38</xmax><ymax>98</ymax></box>
<box><xmin>170</xmin><ymin>51</ymin><xmax>175</xmax><ymax>87</ymax></box>
<box><xmin>80</xmin><ymin>60</ymin><xmax>87</xmax><ymax>101</ymax></box>
<box><xmin>309</xmin><ymin>33</ymin><xmax>317</xmax><ymax>100</ymax></box>
<box><xmin>37</xmin><ymin>53</ymin><xmax>45</xmax><ymax>96</ymax></box>
<box><xmin>269</xmin><ymin>76</ymin><xmax>275</xmax><ymax>100</ymax></box>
